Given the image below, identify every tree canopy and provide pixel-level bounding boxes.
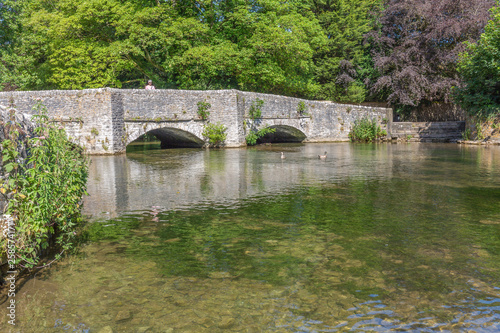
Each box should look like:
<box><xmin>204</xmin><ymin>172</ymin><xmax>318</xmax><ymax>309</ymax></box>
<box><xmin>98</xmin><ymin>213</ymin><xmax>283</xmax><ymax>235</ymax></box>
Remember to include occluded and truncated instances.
<box><xmin>454</xmin><ymin>4</ymin><xmax>500</xmax><ymax>117</ymax></box>
<box><xmin>311</xmin><ymin>0</ymin><xmax>382</xmax><ymax>103</ymax></box>
<box><xmin>2</xmin><ymin>0</ymin><xmax>326</xmax><ymax>97</ymax></box>
<box><xmin>367</xmin><ymin>0</ymin><xmax>496</xmax><ymax>110</ymax></box>
<box><xmin>0</xmin><ymin>0</ymin><xmax>498</xmax><ymax>114</ymax></box>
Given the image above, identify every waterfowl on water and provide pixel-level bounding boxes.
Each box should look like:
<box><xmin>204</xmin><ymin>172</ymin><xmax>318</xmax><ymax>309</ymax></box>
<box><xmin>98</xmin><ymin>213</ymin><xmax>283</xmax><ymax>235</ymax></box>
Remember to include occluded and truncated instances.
<box><xmin>318</xmin><ymin>151</ymin><xmax>327</xmax><ymax>159</ymax></box>
<box><xmin>281</xmin><ymin>152</ymin><xmax>286</xmax><ymax>159</ymax></box>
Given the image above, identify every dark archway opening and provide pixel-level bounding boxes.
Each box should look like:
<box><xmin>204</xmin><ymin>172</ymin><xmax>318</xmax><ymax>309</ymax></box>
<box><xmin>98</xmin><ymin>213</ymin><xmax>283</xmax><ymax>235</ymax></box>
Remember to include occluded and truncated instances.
<box><xmin>149</xmin><ymin>128</ymin><xmax>204</xmax><ymax>148</ymax></box>
<box><xmin>127</xmin><ymin>128</ymin><xmax>204</xmax><ymax>153</ymax></box>
<box><xmin>257</xmin><ymin>125</ymin><xmax>306</xmax><ymax>144</ymax></box>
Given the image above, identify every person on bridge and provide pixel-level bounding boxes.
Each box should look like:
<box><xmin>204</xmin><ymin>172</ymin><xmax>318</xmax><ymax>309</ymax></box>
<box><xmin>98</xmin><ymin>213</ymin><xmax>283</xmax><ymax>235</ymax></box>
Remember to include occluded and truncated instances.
<box><xmin>145</xmin><ymin>80</ymin><xmax>155</xmax><ymax>90</ymax></box>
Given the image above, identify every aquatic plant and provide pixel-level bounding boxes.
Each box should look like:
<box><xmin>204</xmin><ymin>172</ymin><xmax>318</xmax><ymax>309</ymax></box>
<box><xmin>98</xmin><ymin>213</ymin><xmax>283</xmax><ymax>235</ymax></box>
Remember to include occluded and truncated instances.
<box><xmin>0</xmin><ymin>101</ymin><xmax>89</xmax><ymax>269</ymax></box>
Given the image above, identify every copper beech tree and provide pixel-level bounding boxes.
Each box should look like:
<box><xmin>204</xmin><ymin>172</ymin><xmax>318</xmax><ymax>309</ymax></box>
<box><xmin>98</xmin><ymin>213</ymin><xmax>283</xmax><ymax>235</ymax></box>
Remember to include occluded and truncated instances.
<box><xmin>367</xmin><ymin>0</ymin><xmax>496</xmax><ymax>110</ymax></box>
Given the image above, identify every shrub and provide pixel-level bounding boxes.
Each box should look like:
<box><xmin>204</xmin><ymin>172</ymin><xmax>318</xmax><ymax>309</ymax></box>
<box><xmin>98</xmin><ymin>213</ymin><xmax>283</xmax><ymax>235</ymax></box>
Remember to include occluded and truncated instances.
<box><xmin>462</xmin><ymin>128</ymin><xmax>472</xmax><ymax>141</ymax></box>
<box><xmin>1</xmin><ymin>102</ymin><xmax>89</xmax><ymax>268</ymax></box>
<box><xmin>245</xmin><ymin>126</ymin><xmax>276</xmax><ymax>146</ymax></box>
<box><xmin>349</xmin><ymin>116</ymin><xmax>386</xmax><ymax>142</ymax></box>
<box><xmin>249</xmin><ymin>99</ymin><xmax>264</xmax><ymax>119</ymax></box>
<box><xmin>202</xmin><ymin>122</ymin><xmax>227</xmax><ymax>147</ymax></box>
<box><xmin>297</xmin><ymin>101</ymin><xmax>307</xmax><ymax>115</ymax></box>
<box><xmin>197</xmin><ymin>101</ymin><xmax>211</xmax><ymax>120</ymax></box>
<box><xmin>454</xmin><ymin>5</ymin><xmax>500</xmax><ymax>117</ymax></box>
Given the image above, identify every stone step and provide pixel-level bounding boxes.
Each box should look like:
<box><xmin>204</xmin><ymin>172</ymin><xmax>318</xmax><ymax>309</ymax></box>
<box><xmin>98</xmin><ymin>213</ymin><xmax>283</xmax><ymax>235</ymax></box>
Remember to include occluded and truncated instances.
<box><xmin>391</xmin><ymin>121</ymin><xmax>465</xmax><ymax>140</ymax></box>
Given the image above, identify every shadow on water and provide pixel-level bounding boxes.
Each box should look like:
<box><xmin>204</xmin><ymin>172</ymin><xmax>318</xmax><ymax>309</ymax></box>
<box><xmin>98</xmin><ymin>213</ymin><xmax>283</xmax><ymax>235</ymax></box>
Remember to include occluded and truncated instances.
<box><xmin>2</xmin><ymin>143</ymin><xmax>500</xmax><ymax>332</ymax></box>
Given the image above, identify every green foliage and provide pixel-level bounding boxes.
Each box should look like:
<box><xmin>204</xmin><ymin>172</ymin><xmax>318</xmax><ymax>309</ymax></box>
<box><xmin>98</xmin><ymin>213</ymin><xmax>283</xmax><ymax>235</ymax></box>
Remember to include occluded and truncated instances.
<box><xmin>249</xmin><ymin>99</ymin><xmax>265</xmax><ymax>119</ymax></box>
<box><xmin>0</xmin><ymin>102</ymin><xmax>89</xmax><ymax>268</ymax></box>
<box><xmin>297</xmin><ymin>101</ymin><xmax>307</xmax><ymax>115</ymax></box>
<box><xmin>0</xmin><ymin>0</ymin><xmax>45</xmax><ymax>90</ymax></box>
<box><xmin>245</xmin><ymin>126</ymin><xmax>276</xmax><ymax>146</ymax></box>
<box><xmin>454</xmin><ymin>4</ymin><xmax>500</xmax><ymax>117</ymax></box>
<box><xmin>3</xmin><ymin>0</ymin><xmax>326</xmax><ymax>97</ymax></box>
<box><xmin>139</xmin><ymin>133</ymin><xmax>158</xmax><ymax>142</ymax></box>
<box><xmin>312</xmin><ymin>0</ymin><xmax>381</xmax><ymax>102</ymax></box>
<box><xmin>348</xmin><ymin>116</ymin><xmax>385</xmax><ymax>142</ymax></box>
<box><xmin>475</xmin><ymin>122</ymin><xmax>485</xmax><ymax>140</ymax></box>
<box><xmin>202</xmin><ymin>122</ymin><xmax>227</xmax><ymax>147</ymax></box>
<box><xmin>197</xmin><ymin>100</ymin><xmax>211</xmax><ymax>120</ymax></box>
<box><xmin>462</xmin><ymin>128</ymin><xmax>472</xmax><ymax>141</ymax></box>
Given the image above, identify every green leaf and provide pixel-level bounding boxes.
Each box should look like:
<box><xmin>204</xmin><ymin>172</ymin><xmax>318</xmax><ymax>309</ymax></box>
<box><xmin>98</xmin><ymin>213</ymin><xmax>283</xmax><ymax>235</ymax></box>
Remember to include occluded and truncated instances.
<box><xmin>4</xmin><ymin>163</ymin><xmax>14</xmax><ymax>173</ymax></box>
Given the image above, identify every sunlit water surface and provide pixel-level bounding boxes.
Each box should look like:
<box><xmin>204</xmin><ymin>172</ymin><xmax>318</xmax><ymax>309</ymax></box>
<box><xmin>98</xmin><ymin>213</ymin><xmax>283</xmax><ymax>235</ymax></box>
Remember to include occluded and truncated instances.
<box><xmin>2</xmin><ymin>142</ymin><xmax>500</xmax><ymax>332</ymax></box>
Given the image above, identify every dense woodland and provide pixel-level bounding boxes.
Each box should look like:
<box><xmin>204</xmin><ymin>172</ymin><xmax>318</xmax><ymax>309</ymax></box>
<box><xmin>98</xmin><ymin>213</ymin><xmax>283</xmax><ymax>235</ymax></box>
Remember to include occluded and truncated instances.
<box><xmin>1</xmin><ymin>0</ymin><xmax>499</xmax><ymax>116</ymax></box>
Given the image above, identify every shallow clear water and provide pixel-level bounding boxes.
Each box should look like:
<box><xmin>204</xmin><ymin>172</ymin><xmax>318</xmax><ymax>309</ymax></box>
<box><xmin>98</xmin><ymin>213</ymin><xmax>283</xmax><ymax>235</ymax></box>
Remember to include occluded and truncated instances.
<box><xmin>2</xmin><ymin>142</ymin><xmax>500</xmax><ymax>332</ymax></box>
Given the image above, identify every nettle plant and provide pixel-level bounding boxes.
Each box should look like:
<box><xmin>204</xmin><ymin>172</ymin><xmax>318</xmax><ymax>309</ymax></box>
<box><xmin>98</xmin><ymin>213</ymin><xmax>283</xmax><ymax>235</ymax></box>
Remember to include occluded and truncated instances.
<box><xmin>1</xmin><ymin>101</ymin><xmax>89</xmax><ymax>268</ymax></box>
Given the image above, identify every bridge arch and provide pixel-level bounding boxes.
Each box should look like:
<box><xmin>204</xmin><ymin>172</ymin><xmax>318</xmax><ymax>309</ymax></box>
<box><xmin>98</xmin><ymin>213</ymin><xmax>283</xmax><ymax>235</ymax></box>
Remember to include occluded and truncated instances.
<box><xmin>125</xmin><ymin>122</ymin><xmax>205</xmax><ymax>149</ymax></box>
<box><xmin>148</xmin><ymin>127</ymin><xmax>204</xmax><ymax>148</ymax></box>
<box><xmin>257</xmin><ymin>125</ymin><xmax>307</xmax><ymax>144</ymax></box>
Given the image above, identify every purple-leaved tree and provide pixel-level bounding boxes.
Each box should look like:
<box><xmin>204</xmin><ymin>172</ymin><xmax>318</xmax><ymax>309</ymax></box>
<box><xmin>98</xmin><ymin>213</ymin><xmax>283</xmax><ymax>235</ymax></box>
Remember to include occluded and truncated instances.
<box><xmin>367</xmin><ymin>0</ymin><xmax>496</xmax><ymax>109</ymax></box>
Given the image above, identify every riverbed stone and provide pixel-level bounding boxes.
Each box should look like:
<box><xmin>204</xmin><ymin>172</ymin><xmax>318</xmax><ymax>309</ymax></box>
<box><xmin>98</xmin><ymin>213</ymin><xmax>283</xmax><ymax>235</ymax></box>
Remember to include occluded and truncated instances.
<box><xmin>218</xmin><ymin>316</ymin><xmax>236</xmax><ymax>329</ymax></box>
<box><xmin>97</xmin><ymin>326</ymin><xmax>114</xmax><ymax>333</ymax></box>
<box><xmin>115</xmin><ymin>310</ymin><xmax>132</xmax><ymax>322</ymax></box>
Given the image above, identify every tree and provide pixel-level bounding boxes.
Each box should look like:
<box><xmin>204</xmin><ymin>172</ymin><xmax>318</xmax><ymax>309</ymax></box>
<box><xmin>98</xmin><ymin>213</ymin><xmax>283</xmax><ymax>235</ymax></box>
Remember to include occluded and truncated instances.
<box><xmin>368</xmin><ymin>0</ymin><xmax>496</xmax><ymax>111</ymax></box>
<box><xmin>311</xmin><ymin>0</ymin><xmax>382</xmax><ymax>103</ymax></box>
<box><xmin>454</xmin><ymin>4</ymin><xmax>500</xmax><ymax>117</ymax></box>
<box><xmin>4</xmin><ymin>0</ymin><xmax>326</xmax><ymax>98</ymax></box>
<box><xmin>0</xmin><ymin>0</ymin><xmax>44</xmax><ymax>91</ymax></box>
<box><xmin>169</xmin><ymin>0</ymin><xmax>326</xmax><ymax>97</ymax></box>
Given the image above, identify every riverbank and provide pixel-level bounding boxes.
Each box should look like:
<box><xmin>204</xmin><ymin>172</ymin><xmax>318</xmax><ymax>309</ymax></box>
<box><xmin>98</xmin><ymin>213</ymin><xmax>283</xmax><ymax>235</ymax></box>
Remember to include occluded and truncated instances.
<box><xmin>458</xmin><ymin>139</ymin><xmax>500</xmax><ymax>145</ymax></box>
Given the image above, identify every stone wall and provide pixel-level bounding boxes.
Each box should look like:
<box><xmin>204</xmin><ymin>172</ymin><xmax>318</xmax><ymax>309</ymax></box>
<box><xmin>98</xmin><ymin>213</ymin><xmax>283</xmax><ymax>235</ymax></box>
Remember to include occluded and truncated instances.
<box><xmin>391</xmin><ymin>121</ymin><xmax>465</xmax><ymax>142</ymax></box>
<box><xmin>0</xmin><ymin>89</ymin><xmax>115</xmax><ymax>153</ymax></box>
<box><xmin>405</xmin><ymin>102</ymin><xmax>466</xmax><ymax>122</ymax></box>
<box><xmin>459</xmin><ymin>115</ymin><xmax>500</xmax><ymax>144</ymax></box>
<box><xmin>0</xmin><ymin>88</ymin><xmax>393</xmax><ymax>154</ymax></box>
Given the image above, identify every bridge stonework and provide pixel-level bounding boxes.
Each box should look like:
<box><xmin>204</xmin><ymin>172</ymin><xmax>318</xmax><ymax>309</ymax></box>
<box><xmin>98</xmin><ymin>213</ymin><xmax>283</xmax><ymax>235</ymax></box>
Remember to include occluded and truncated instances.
<box><xmin>0</xmin><ymin>88</ymin><xmax>392</xmax><ymax>154</ymax></box>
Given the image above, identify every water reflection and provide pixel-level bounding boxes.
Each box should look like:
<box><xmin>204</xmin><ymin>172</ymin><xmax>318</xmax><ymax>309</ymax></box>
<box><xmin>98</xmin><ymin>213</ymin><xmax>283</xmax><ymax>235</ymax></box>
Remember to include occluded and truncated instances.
<box><xmin>85</xmin><ymin>143</ymin><xmax>383</xmax><ymax>218</ymax></box>
<box><xmin>84</xmin><ymin>143</ymin><xmax>500</xmax><ymax>219</ymax></box>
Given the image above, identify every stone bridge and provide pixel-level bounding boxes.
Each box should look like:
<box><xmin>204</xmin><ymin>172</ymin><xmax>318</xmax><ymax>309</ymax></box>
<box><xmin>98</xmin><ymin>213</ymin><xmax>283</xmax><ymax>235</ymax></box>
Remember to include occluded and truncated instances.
<box><xmin>0</xmin><ymin>88</ymin><xmax>392</xmax><ymax>154</ymax></box>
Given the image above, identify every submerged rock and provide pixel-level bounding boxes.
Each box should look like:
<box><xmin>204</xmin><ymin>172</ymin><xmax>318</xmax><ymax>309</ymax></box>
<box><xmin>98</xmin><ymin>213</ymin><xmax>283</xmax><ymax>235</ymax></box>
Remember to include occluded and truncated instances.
<box><xmin>218</xmin><ymin>316</ymin><xmax>236</xmax><ymax>329</ymax></box>
<box><xmin>97</xmin><ymin>326</ymin><xmax>114</xmax><ymax>333</ymax></box>
<box><xmin>115</xmin><ymin>310</ymin><xmax>132</xmax><ymax>322</ymax></box>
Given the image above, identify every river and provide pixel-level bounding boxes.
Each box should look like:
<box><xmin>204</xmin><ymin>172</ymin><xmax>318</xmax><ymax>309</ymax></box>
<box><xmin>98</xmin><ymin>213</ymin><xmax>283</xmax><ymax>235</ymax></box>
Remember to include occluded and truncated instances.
<box><xmin>2</xmin><ymin>142</ymin><xmax>499</xmax><ymax>332</ymax></box>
